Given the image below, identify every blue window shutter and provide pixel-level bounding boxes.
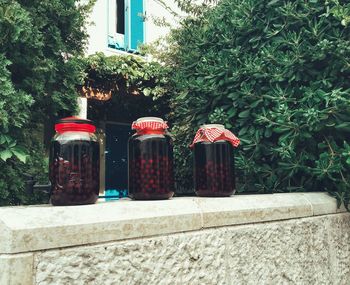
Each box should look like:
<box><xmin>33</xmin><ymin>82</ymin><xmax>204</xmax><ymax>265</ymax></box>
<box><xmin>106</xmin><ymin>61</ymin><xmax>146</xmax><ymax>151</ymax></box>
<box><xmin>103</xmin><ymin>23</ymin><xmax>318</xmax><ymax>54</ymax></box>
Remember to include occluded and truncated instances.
<box><xmin>125</xmin><ymin>0</ymin><xmax>144</xmax><ymax>50</ymax></box>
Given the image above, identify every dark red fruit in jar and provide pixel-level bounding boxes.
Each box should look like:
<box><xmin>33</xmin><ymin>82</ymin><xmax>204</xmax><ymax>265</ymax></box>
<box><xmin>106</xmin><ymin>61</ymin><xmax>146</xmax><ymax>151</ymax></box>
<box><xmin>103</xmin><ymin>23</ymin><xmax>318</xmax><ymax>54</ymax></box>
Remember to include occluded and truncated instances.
<box><xmin>49</xmin><ymin>117</ymin><xmax>100</xmax><ymax>206</ymax></box>
<box><xmin>49</xmin><ymin>140</ymin><xmax>100</xmax><ymax>205</ymax></box>
<box><xmin>194</xmin><ymin>141</ymin><xmax>235</xmax><ymax>197</ymax></box>
<box><xmin>128</xmin><ymin>118</ymin><xmax>174</xmax><ymax>200</ymax></box>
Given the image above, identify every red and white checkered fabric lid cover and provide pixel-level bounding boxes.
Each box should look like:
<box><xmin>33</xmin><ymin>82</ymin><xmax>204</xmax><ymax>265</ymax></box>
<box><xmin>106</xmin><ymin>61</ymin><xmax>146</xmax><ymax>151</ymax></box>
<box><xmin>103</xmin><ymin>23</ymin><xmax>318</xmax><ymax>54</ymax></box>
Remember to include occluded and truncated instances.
<box><xmin>132</xmin><ymin>119</ymin><xmax>168</xmax><ymax>131</ymax></box>
<box><xmin>190</xmin><ymin>126</ymin><xmax>240</xmax><ymax>148</ymax></box>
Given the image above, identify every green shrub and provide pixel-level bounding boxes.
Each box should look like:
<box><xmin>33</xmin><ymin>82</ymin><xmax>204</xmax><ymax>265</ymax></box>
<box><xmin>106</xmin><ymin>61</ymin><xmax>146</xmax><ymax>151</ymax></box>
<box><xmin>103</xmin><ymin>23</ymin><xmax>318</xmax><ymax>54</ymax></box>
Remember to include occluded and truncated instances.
<box><xmin>75</xmin><ymin>52</ymin><xmax>169</xmax><ymax>100</ymax></box>
<box><xmin>74</xmin><ymin>52</ymin><xmax>171</xmax><ymax>123</ymax></box>
<box><xmin>0</xmin><ymin>0</ymin><xmax>94</xmax><ymax>205</ymax></box>
<box><xmin>165</xmin><ymin>0</ymin><xmax>350</xmax><ymax>203</ymax></box>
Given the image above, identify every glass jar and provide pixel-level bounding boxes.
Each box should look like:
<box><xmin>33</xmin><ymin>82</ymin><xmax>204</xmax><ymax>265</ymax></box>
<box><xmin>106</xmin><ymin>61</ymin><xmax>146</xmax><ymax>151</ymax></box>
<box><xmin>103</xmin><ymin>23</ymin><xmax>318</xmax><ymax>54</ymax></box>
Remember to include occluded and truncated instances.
<box><xmin>49</xmin><ymin>117</ymin><xmax>100</xmax><ymax>205</ymax></box>
<box><xmin>192</xmin><ymin>124</ymin><xmax>240</xmax><ymax>197</ymax></box>
<box><xmin>128</xmin><ymin>117</ymin><xmax>174</xmax><ymax>200</ymax></box>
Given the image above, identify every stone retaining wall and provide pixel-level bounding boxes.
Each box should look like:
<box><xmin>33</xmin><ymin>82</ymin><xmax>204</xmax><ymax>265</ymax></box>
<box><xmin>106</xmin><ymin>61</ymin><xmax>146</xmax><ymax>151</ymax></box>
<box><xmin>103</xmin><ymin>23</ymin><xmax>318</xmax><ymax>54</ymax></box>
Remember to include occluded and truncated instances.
<box><xmin>1</xmin><ymin>193</ymin><xmax>349</xmax><ymax>284</ymax></box>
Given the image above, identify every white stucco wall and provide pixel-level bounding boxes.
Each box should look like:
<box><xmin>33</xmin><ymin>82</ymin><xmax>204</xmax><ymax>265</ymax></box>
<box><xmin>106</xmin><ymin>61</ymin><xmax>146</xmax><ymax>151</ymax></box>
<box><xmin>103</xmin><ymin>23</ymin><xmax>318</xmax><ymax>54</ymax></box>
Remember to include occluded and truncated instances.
<box><xmin>86</xmin><ymin>0</ymin><xmax>181</xmax><ymax>55</ymax></box>
<box><xmin>144</xmin><ymin>0</ymin><xmax>181</xmax><ymax>44</ymax></box>
<box><xmin>86</xmin><ymin>0</ymin><xmax>109</xmax><ymax>55</ymax></box>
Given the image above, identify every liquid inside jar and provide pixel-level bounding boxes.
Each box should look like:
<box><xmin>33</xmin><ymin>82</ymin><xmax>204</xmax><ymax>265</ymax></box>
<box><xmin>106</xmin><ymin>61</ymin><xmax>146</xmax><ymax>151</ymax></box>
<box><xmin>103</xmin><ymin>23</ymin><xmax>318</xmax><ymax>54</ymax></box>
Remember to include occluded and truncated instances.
<box><xmin>49</xmin><ymin>135</ymin><xmax>100</xmax><ymax>206</ymax></box>
<box><xmin>128</xmin><ymin>134</ymin><xmax>174</xmax><ymax>200</ymax></box>
<box><xmin>194</xmin><ymin>141</ymin><xmax>235</xmax><ymax>196</ymax></box>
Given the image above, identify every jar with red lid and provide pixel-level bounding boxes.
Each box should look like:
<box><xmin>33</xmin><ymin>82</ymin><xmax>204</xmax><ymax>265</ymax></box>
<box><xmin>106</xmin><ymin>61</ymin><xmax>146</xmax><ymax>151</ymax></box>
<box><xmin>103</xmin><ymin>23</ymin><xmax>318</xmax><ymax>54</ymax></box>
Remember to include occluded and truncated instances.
<box><xmin>49</xmin><ymin>117</ymin><xmax>100</xmax><ymax>205</ymax></box>
<box><xmin>191</xmin><ymin>124</ymin><xmax>240</xmax><ymax>197</ymax></box>
<box><xmin>128</xmin><ymin>117</ymin><xmax>174</xmax><ymax>200</ymax></box>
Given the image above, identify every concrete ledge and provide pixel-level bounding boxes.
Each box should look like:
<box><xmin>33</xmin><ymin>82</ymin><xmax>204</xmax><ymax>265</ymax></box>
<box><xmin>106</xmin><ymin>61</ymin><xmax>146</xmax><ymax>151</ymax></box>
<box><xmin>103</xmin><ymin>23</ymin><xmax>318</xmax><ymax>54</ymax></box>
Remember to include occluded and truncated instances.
<box><xmin>0</xmin><ymin>192</ymin><xmax>344</xmax><ymax>254</ymax></box>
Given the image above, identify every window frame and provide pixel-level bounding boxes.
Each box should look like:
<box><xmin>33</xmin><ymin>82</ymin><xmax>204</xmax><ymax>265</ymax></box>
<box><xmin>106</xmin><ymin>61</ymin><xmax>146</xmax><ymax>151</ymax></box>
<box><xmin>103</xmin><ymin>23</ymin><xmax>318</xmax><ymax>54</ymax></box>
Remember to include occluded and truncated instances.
<box><xmin>107</xmin><ymin>0</ymin><xmax>145</xmax><ymax>52</ymax></box>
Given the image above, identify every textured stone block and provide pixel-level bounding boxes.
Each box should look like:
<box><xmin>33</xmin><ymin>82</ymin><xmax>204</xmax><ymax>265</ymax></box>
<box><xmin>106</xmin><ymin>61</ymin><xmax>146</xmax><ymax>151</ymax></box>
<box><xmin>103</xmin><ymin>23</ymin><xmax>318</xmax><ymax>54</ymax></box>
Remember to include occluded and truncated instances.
<box><xmin>31</xmin><ymin>213</ymin><xmax>350</xmax><ymax>285</ymax></box>
<box><xmin>0</xmin><ymin>253</ymin><xmax>33</xmax><ymax>285</ymax></box>
<box><xmin>327</xmin><ymin>213</ymin><xmax>350</xmax><ymax>284</ymax></box>
<box><xmin>225</xmin><ymin>214</ymin><xmax>349</xmax><ymax>285</ymax></box>
<box><xmin>34</xmin><ymin>230</ymin><xmax>226</xmax><ymax>285</ymax></box>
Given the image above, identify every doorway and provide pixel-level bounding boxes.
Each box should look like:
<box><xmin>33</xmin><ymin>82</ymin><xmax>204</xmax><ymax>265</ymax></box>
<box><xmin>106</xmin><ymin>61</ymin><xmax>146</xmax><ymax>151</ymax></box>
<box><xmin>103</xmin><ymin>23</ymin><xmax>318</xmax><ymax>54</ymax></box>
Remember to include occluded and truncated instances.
<box><xmin>105</xmin><ymin>122</ymin><xmax>132</xmax><ymax>198</ymax></box>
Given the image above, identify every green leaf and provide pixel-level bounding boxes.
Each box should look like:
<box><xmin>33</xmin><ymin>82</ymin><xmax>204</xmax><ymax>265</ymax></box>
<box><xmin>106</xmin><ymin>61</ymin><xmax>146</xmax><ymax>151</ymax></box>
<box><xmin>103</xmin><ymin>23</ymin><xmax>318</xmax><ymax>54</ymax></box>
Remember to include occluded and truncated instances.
<box><xmin>335</xmin><ymin>122</ymin><xmax>350</xmax><ymax>131</ymax></box>
<box><xmin>346</xmin><ymin>157</ymin><xmax>350</xmax><ymax>165</ymax></box>
<box><xmin>0</xmin><ymin>135</ymin><xmax>11</xmax><ymax>144</ymax></box>
<box><xmin>143</xmin><ymin>88</ymin><xmax>151</xmax><ymax>96</ymax></box>
<box><xmin>264</xmin><ymin>128</ymin><xmax>272</xmax><ymax>138</ymax></box>
<box><xmin>0</xmin><ymin>150</ymin><xmax>13</xmax><ymax>161</ymax></box>
<box><xmin>238</xmin><ymin>110</ymin><xmax>250</xmax><ymax>118</ymax></box>
<box><xmin>239</xmin><ymin>126</ymin><xmax>248</xmax><ymax>136</ymax></box>
<box><xmin>267</xmin><ymin>0</ymin><xmax>279</xmax><ymax>6</ymax></box>
<box><xmin>227</xmin><ymin>107</ymin><xmax>237</xmax><ymax>117</ymax></box>
<box><xmin>273</xmin><ymin>126</ymin><xmax>290</xmax><ymax>133</ymax></box>
<box><xmin>279</xmin><ymin>131</ymin><xmax>293</xmax><ymax>143</ymax></box>
<box><xmin>4</xmin><ymin>136</ymin><xmax>12</xmax><ymax>144</ymax></box>
<box><xmin>228</xmin><ymin>93</ymin><xmax>240</xmax><ymax>100</ymax></box>
<box><xmin>11</xmin><ymin>149</ymin><xmax>27</xmax><ymax>163</ymax></box>
<box><xmin>0</xmin><ymin>135</ymin><xmax>6</xmax><ymax>144</ymax></box>
<box><xmin>250</xmin><ymin>99</ymin><xmax>262</xmax><ymax>108</ymax></box>
<box><xmin>8</xmin><ymin>141</ymin><xmax>16</xmax><ymax>148</ymax></box>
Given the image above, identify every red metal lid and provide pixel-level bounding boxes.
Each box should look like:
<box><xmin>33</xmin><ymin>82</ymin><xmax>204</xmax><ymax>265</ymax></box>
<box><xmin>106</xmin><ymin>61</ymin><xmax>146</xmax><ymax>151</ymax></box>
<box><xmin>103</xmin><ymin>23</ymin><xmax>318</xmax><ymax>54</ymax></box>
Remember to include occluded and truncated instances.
<box><xmin>55</xmin><ymin>117</ymin><xmax>96</xmax><ymax>133</ymax></box>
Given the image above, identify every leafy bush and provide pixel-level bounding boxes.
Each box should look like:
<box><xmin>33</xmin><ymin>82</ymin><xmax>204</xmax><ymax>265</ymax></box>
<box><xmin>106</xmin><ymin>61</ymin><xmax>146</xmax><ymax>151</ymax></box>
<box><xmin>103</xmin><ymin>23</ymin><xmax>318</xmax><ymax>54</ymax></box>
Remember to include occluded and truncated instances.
<box><xmin>74</xmin><ymin>52</ymin><xmax>171</xmax><ymax>123</ymax></box>
<box><xmin>164</xmin><ymin>0</ymin><xmax>350</xmax><ymax>203</ymax></box>
<box><xmin>0</xmin><ymin>0</ymin><xmax>94</xmax><ymax>205</ymax></box>
<box><xmin>75</xmin><ymin>52</ymin><xmax>169</xmax><ymax>99</ymax></box>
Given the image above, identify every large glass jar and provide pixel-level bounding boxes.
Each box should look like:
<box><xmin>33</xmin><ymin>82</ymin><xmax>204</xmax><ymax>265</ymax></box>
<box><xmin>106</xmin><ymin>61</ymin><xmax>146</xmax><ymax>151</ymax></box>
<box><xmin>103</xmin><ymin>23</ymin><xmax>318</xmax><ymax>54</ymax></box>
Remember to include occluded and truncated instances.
<box><xmin>192</xmin><ymin>124</ymin><xmax>240</xmax><ymax>197</ymax></box>
<box><xmin>128</xmin><ymin>117</ymin><xmax>174</xmax><ymax>200</ymax></box>
<box><xmin>49</xmin><ymin>117</ymin><xmax>100</xmax><ymax>205</ymax></box>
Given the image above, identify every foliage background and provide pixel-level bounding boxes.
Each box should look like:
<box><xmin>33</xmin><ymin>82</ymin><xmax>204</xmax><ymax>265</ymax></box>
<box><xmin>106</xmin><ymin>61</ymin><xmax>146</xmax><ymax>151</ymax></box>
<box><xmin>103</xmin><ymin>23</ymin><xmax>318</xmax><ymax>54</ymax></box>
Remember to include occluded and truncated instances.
<box><xmin>2</xmin><ymin>0</ymin><xmax>350</xmax><ymax>206</ymax></box>
<box><xmin>75</xmin><ymin>52</ymin><xmax>171</xmax><ymax>124</ymax></box>
<box><xmin>0</xmin><ymin>0</ymin><xmax>94</xmax><ymax>205</ymax></box>
<box><xmin>160</xmin><ymin>0</ymin><xmax>350</xmax><ymax>203</ymax></box>
<box><xmin>0</xmin><ymin>2</ymin><xmax>170</xmax><ymax>205</ymax></box>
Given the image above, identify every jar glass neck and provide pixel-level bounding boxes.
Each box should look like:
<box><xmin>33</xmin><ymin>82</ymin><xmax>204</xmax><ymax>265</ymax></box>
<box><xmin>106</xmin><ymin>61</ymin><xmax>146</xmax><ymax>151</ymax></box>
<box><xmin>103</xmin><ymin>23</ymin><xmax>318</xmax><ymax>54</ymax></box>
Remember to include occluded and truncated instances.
<box><xmin>57</xmin><ymin>129</ymin><xmax>95</xmax><ymax>134</ymax></box>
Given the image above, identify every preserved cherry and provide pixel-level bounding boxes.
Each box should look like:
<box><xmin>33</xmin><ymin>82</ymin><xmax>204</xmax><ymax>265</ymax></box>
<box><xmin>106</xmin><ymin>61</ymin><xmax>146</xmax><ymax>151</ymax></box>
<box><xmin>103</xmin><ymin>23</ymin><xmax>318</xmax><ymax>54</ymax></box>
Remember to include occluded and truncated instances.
<box><xmin>49</xmin><ymin>117</ymin><xmax>100</xmax><ymax>205</ymax></box>
<box><xmin>191</xmin><ymin>124</ymin><xmax>240</xmax><ymax>197</ymax></box>
<box><xmin>194</xmin><ymin>141</ymin><xmax>235</xmax><ymax>196</ymax></box>
<box><xmin>128</xmin><ymin>117</ymin><xmax>174</xmax><ymax>200</ymax></box>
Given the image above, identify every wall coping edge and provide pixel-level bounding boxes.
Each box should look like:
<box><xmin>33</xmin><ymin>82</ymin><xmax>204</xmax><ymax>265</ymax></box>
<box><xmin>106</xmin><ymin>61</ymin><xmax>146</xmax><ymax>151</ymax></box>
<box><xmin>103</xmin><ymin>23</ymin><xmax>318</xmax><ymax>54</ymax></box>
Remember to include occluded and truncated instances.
<box><xmin>0</xmin><ymin>192</ymin><xmax>344</xmax><ymax>254</ymax></box>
